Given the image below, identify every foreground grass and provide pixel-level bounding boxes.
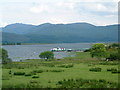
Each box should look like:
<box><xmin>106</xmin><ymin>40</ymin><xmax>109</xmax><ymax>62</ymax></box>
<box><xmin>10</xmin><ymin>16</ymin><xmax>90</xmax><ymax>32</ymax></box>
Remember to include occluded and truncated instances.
<box><xmin>2</xmin><ymin>52</ymin><xmax>119</xmax><ymax>88</ymax></box>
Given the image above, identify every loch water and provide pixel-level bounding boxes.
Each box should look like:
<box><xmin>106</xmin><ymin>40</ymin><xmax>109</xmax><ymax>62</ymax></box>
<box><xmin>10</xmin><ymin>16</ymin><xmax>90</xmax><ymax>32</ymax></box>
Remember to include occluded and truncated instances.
<box><xmin>3</xmin><ymin>43</ymin><xmax>92</xmax><ymax>61</ymax></box>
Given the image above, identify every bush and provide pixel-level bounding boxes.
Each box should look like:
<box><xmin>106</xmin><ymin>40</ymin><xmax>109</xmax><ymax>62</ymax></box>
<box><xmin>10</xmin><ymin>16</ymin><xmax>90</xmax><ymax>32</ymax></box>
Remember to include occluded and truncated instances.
<box><xmin>27</xmin><ymin>80</ymin><xmax>42</xmax><ymax>88</ymax></box>
<box><xmin>99</xmin><ymin>62</ymin><xmax>118</xmax><ymax>65</ymax></box>
<box><xmin>112</xmin><ymin>70</ymin><xmax>120</xmax><ymax>74</ymax></box>
<box><xmin>89</xmin><ymin>67</ymin><xmax>101</xmax><ymax>72</ymax></box>
<box><xmin>18</xmin><ymin>67</ymin><xmax>24</xmax><ymax>69</ymax></box>
<box><xmin>99</xmin><ymin>79</ymin><xmax>106</xmax><ymax>83</ymax></box>
<box><xmin>43</xmin><ymin>64</ymin><xmax>55</xmax><ymax>67</ymax></box>
<box><xmin>107</xmin><ymin>68</ymin><xmax>120</xmax><ymax>74</ymax></box>
<box><xmin>107</xmin><ymin>68</ymin><xmax>117</xmax><ymax>72</ymax></box>
<box><xmin>32</xmin><ymin>70</ymin><xmax>44</xmax><ymax>73</ymax></box>
<box><xmin>84</xmin><ymin>49</ymin><xmax>91</xmax><ymax>52</ymax></box>
<box><xmin>14</xmin><ymin>72</ymin><xmax>25</xmax><ymax>75</ymax></box>
<box><xmin>30</xmin><ymin>72</ymin><xmax>36</xmax><ymax>75</ymax></box>
<box><xmin>48</xmin><ymin>80</ymin><xmax>51</xmax><ymax>83</ymax></box>
<box><xmin>107</xmin><ymin>52</ymin><xmax>120</xmax><ymax>60</ymax></box>
<box><xmin>32</xmin><ymin>75</ymin><xmax>39</xmax><ymax>78</ymax></box>
<box><xmin>57</xmin><ymin>64</ymin><xmax>74</xmax><ymax>68</ymax></box>
<box><xmin>49</xmin><ymin>69</ymin><xmax>64</xmax><ymax>72</ymax></box>
<box><xmin>9</xmin><ymin>70</ymin><xmax>12</xmax><ymax>74</ymax></box>
<box><xmin>56</xmin><ymin>78</ymin><xmax>118</xmax><ymax>88</ymax></box>
<box><xmin>25</xmin><ymin>73</ymin><xmax>32</xmax><ymax>76</ymax></box>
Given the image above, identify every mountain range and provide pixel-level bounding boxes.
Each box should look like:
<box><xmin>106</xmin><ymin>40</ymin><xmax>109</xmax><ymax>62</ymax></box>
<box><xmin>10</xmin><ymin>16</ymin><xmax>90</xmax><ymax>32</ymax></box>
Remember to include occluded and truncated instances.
<box><xmin>1</xmin><ymin>22</ymin><xmax>118</xmax><ymax>43</ymax></box>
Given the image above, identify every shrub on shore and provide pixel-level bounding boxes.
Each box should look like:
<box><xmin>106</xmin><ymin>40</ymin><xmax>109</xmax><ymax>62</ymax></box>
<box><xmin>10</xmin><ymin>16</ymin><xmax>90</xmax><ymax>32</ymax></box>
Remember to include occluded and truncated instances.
<box><xmin>32</xmin><ymin>75</ymin><xmax>39</xmax><ymax>78</ymax></box>
<box><xmin>89</xmin><ymin>67</ymin><xmax>101</xmax><ymax>72</ymax></box>
<box><xmin>14</xmin><ymin>72</ymin><xmax>25</xmax><ymax>75</ymax></box>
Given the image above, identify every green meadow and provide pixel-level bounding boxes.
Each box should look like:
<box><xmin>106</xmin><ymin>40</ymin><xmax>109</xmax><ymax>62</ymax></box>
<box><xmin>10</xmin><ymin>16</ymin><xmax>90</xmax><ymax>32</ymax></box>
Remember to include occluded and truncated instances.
<box><xmin>2</xmin><ymin>52</ymin><xmax>119</xmax><ymax>88</ymax></box>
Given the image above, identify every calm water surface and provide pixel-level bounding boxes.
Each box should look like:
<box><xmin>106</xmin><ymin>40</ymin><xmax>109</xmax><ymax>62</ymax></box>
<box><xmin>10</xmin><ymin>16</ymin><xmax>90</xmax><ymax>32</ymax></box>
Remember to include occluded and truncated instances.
<box><xmin>3</xmin><ymin>43</ymin><xmax>92</xmax><ymax>61</ymax></box>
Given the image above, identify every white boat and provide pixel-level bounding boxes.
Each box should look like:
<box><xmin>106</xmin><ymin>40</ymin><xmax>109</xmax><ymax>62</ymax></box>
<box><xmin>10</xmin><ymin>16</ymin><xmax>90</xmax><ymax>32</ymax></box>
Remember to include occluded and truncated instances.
<box><xmin>51</xmin><ymin>47</ymin><xmax>66</xmax><ymax>52</ymax></box>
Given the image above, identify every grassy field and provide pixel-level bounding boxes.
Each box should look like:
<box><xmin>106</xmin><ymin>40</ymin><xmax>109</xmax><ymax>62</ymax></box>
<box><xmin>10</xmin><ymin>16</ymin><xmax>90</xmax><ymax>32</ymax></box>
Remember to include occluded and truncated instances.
<box><xmin>2</xmin><ymin>52</ymin><xmax>119</xmax><ymax>88</ymax></box>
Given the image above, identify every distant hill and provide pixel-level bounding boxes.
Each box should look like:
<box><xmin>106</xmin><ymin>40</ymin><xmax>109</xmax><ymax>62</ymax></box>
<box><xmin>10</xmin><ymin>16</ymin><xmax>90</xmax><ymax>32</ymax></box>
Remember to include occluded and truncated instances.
<box><xmin>2</xmin><ymin>23</ymin><xmax>118</xmax><ymax>43</ymax></box>
<box><xmin>1</xmin><ymin>32</ymin><xmax>30</xmax><ymax>43</ymax></box>
<box><xmin>2</xmin><ymin>23</ymin><xmax>35</xmax><ymax>34</ymax></box>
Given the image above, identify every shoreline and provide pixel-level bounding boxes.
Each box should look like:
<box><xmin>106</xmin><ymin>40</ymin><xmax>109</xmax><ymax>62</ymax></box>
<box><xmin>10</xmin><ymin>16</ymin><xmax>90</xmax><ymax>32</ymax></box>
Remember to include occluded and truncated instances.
<box><xmin>1</xmin><ymin>42</ymin><xmax>117</xmax><ymax>46</ymax></box>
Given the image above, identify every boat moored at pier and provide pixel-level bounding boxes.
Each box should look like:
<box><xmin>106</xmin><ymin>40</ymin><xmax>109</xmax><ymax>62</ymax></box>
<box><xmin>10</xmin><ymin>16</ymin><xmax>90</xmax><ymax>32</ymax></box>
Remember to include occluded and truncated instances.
<box><xmin>51</xmin><ymin>47</ymin><xmax>89</xmax><ymax>52</ymax></box>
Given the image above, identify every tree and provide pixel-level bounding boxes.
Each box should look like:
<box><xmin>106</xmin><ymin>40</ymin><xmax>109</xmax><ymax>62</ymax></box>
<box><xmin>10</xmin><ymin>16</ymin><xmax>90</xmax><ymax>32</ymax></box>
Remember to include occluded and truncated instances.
<box><xmin>90</xmin><ymin>43</ymin><xmax>109</xmax><ymax>60</ymax></box>
<box><xmin>105</xmin><ymin>43</ymin><xmax>120</xmax><ymax>60</ymax></box>
<box><xmin>0</xmin><ymin>48</ymin><xmax>12</xmax><ymax>64</ymax></box>
<box><xmin>39</xmin><ymin>51</ymin><xmax>54</xmax><ymax>60</ymax></box>
<box><xmin>106</xmin><ymin>43</ymin><xmax>119</xmax><ymax>50</ymax></box>
<box><xmin>107</xmin><ymin>52</ymin><xmax>120</xmax><ymax>60</ymax></box>
<box><xmin>106</xmin><ymin>48</ymin><xmax>120</xmax><ymax>60</ymax></box>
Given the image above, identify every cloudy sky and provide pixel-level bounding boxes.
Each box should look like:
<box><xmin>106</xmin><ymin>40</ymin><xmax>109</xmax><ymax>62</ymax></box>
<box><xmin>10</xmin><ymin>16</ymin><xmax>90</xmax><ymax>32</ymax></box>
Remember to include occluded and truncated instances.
<box><xmin>0</xmin><ymin>0</ymin><xmax>119</xmax><ymax>27</ymax></box>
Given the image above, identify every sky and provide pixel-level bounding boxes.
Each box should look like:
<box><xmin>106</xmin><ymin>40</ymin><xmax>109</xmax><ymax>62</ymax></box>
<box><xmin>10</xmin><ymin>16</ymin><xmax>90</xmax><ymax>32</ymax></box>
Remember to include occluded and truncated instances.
<box><xmin>0</xmin><ymin>0</ymin><xmax>119</xmax><ymax>27</ymax></box>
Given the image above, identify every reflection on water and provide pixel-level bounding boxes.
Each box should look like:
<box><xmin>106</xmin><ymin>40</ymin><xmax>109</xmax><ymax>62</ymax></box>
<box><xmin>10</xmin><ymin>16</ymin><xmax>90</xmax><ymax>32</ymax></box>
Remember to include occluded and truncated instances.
<box><xmin>3</xmin><ymin>43</ymin><xmax>92</xmax><ymax>61</ymax></box>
